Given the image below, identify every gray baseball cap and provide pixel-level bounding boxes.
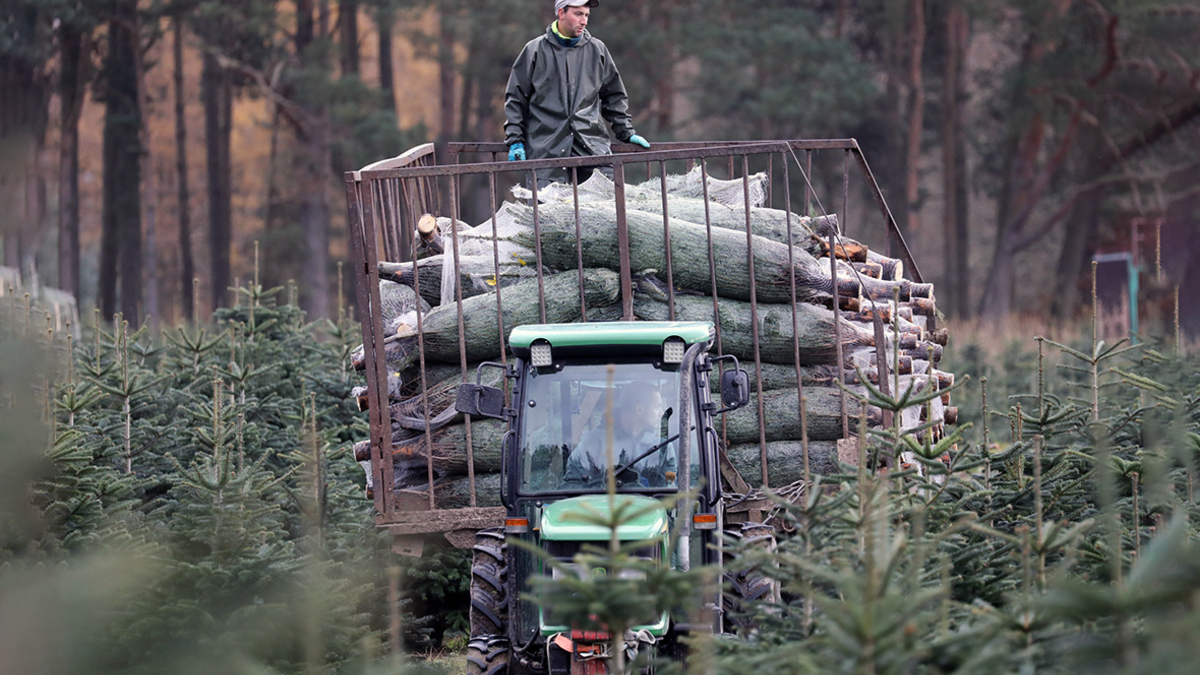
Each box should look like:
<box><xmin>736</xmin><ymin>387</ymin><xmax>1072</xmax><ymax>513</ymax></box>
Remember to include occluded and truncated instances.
<box><xmin>555</xmin><ymin>0</ymin><xmax>598</xmax><ymax>12</ymax></box>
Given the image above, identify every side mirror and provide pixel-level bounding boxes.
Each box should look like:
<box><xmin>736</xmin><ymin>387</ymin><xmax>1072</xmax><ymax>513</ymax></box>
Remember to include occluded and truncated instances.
<box><xmin>719</xmin><ymin>369</ymin><xmax>750</xmax><ymax>411</ymax></box>
<box><xmin>456</xmin><ymin>383</ymin><xmax>505</xmax><ymax>420</ymax></box>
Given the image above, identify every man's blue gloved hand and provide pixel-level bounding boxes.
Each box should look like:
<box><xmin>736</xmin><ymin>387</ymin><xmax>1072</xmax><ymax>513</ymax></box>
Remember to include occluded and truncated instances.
<box><xmin>508</xmin><ymin>143</ymin><xmax>526</xmax><ymax>161</ymax></box>
<box><xmin>629</xmin><ymin>135</ymin><xmax>651</xmax><ymax>149</ymax></box>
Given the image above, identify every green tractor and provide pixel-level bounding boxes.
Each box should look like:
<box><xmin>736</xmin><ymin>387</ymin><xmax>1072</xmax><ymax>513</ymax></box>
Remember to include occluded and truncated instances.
<box><xmin>455</xmin><ymin>320</ymin><xmax>779</xmax><ymax>674</ymax></box>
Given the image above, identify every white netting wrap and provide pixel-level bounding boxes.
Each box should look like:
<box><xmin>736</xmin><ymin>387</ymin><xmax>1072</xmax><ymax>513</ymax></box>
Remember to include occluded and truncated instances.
<box><xmin>439</xmin><ymin>202</ymin><xmax>538</xmax><ymax>306</ymax></box>
<box><xmin>511</xmin><ymin>165</ymin><xmax>769</xmax><ymax>209</ymax></box>
<box><xmin>439</xmin><ymin>168</ymin><xmax>770</xmax><ymax>305</ymax></box>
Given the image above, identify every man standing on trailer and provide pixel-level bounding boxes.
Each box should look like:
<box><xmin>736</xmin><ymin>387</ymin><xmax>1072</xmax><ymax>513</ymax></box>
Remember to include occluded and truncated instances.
<box><xmin>504</xmin><ymin>0</ymin><xmax>651</xmax><ymax>187</ymax></box>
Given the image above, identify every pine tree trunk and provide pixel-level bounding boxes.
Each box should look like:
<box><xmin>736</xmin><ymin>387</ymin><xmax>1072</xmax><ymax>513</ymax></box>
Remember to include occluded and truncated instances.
<box><xmin>338</xmin><ymin>0</ymin><xmax>359</xmax><ymax>76</ymax></box>
<box><xmin>299</xmin><ymin>0</ymin><xmax>333</xmax><ymax>320</ymax></box>
<box><xmin>1051</xmin><ymin>132</ymin><xmax>1105</xmax><ymax>318</ymax></box>
<box><xmin>437</xmin><ymin>2</ymin><xmax>455</xmax><ymax>158</ymax></box>
<box><xmin>302</xmin><ymin>114</ymin><xmax>332</xmax><ymax>319</ymax></box>
<box><xmin>941</xmin><ymin>4</ymin><xmax>969</xmax><ymax>318</ymax></box>
<box><xmin>0</xmin><ymin>7</ymin><xmax>47</xmax><ymax>274</ymax></box>
<box><xmin>979</xmin><ymin>34</ymin><xmax>1044</xmax><ymax>325</ymax></box>
<box><xmin>58</xmin><ymin>24</ymin><xmax>85</xmax><ymax>300</ymax></box>
<box><xmin>174</xmin><ymin>17</ymin><xmax>195</xmax><ymax>321</ymax></box>
<box><xmin>203</xmin><ymin>51</ymin><xmax>232</xmax><ymax>311</ymax></box>
<box><xmin>101</xmin><ymin>1</ymin><xmax>143</xmax><ymax>325</ymax></box>
<box><xmin>458</xmin><ymin>45</ymin><xmax>475</xmax><ymax>141</ymax></box>
<box><xmin>295</xmin><ymin>0</ymin><xmax>314</xmax><ymax>54</ymax></box>
<box><xmin>904</xmin><ymin>0</ymin><xmax>925</xmax><ymax>243</ymax></box>
<box><xmin>377</xmin><ymin>6</ymin><xmax>396</xmax><ymax>118</ymax></box>
<box><xmin>950</xmin><ymin>10</ymin><xmax>971</xmax><ymax>320</ymax></box>
<box><xmin>134</xmin><ymin>13</ymin><xmax>158</xmax><ymax>328</ymax></box>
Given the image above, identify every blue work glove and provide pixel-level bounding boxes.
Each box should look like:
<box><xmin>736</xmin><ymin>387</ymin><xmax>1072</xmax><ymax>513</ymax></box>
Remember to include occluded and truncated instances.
<box><xmin>629</xmin><ymin>134</ymin><xmax>651</xmax><ymax>149</ymax></box>
<box><xmin>508</xmin><ymin>142</ymin><xmax>526</xmax><ymax>161</ymax></box>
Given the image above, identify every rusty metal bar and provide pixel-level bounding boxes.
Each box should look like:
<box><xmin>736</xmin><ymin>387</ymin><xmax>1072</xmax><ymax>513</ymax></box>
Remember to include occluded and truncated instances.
<box><xmin>843</xmin><ymin>150</ymin><xmax>850</xmax><ymax>239</ymax></box>
<box><xmin>446</xmin><ymin>139</ymin><xmax>858</xmax><ymax>155</ymax></box>
<box><xmin>831</xmin><ymin>231</ymin><xmax>849</xmax><ymax>441</ymax></box>
<box><xmin>699</xmin><ymin>159</ymin><xmax>727</xmax><ymax>450</ymax></box>
<box><xmin>871</xmin><ymin>312</ymin><xmax>893</xmax><ymax>463</ymax></box>
<box><xmin>449</xmin><ymin>179</ymin><xmax>477</xmax><ymax>506</ymax></box>
<box><xmin>804</xmin><ymin>150</ymin><xmax>812</xmax><ymax>218</ymax></box>
<box><xmin>406</xmin><ymin>177</ymin><xmax>435</xmax><ymax>511</ymax></box>
<box><xmin>614</xmin><ymin>163</ymin><xmax>633</xmax><ymax>320</ymax></box>
<box><xmin>782</xmin><ymin>156</ymin><xmax>810</xmax><ymax>490</ymax></box>
<box><xmin>767</xmin><ymin>154</ymin><xmax>774</xmax><ymax>209</ymax></box>
<box><xmin>347</xmin><ymin>176</ymin><xmax>392</xmax><ymax>517</ymax></box>
<box><xmin>573</xmin><ymin>168</ymin><xmax>587</xmax><ymax>321</ymax></box>
<box><xmin>743</xmin><ymin>155</ymin><xmax>768</xmax><ymax>488</ymax></box>
<box><xmin>530</xmin><ymin>173</ymin><xmax>547</xmax><ymax>323</ymax></box>
<box><xmin>488</xmin><ymin>173</ymin><xmax>508</xmax><ymax>366</ymax></box>
<box><xmin>660</xmin><ymin>161</ymin><xmax>676</xmax><ymax>320</ymax></box>
<box><xmin>346</xmin><ymin>137</ymin><xmax>929</xmax><ymax>523</ymax></box>
<box><xmin>362</xmin><ymin>141</ymin><xmax>801</xmax><ymax>181</ymax></box>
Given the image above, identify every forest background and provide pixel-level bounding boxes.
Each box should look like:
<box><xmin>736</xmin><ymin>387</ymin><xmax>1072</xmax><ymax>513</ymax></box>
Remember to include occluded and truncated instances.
<box><xmin>2</xmin><ymin>0</ymin><xmax>1199</xmax><ymax>336</ymax></box>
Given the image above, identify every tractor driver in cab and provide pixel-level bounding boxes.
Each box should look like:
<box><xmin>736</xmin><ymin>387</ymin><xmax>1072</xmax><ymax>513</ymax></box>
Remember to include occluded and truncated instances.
<box><xmin>563</xmin><ymin>384</ymin><xmax>676</xmax><ymax>488</ymax></box>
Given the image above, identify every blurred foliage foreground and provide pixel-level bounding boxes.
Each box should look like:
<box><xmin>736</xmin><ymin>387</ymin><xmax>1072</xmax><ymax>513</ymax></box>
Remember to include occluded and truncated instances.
<box><xmin>0</xmin><ymin>281</ymin><xmax>459</xmax><ymax>675</ymax></box>
<box><xmin>3</xmin><ymin>279</ymin><xmax>1200</xmax><ymax>675</ymax></box>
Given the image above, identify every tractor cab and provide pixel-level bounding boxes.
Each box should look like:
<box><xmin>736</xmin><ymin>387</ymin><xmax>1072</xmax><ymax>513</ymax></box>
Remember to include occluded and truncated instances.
<box><xmin>456</xmin><ymin>321</ymin><xmax>751</xmax><ymax>671</ymax></box>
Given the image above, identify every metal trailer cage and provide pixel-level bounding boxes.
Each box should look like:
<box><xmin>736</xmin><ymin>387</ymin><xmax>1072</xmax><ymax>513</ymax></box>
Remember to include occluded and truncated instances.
<box><xmin>344</xmin><ymin>139</ymin><xmax>923</xmax><ymax>549</ymax></box>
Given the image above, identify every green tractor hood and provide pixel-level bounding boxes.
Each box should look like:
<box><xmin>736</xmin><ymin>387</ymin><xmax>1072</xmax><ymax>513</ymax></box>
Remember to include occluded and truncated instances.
<box><xmin>540</xmin><ymin>495</ymin><xmax>669</xmax><ymax>542</ymax></box>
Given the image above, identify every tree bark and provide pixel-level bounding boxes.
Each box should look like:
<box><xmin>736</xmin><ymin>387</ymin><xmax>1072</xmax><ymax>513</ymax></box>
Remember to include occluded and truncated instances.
<box><xmin>133</xmin><ymin>11</ymin><xmax>158</xmax><ymax>328</ymax></box>
<box><xmin>377</xmin><ymin>5</ymin><xmax>396</xmax><ymax>119</ymax></box>
<box><xmin>437</xmin><ymin>2</ymin><xmax>455</xmax><ymax>156</ymax></box>
<box><xmin>904</xmin><ymin>0</ymin><xmax>926</xmax><ymax>243</ymax></box>
<box><xmin>0</xmin><ymin>6</ymin><xmax>48</xmax><ymax>274</ymax></box>
<box><xmin>173</xmin><ymin>17</ymin><xmax>195</xmax><ymax>321</ymax></box>
<box><xmin>633</xmin><ymin>293</ymin><xmax>875</xmax><ymax>366</ymax></box>
<box><xmin>58</xmin><ymin>24</ymin><xmax>85</xmax><ymax>300</ymax></box>
<box><xmin>941</xmin><ymin>4</ymin><xmax>970</xmax><ymax>318</ymax></box>
<box><xmin>458</xmin><ymin>46</ymin><xmax>475</xmax><ymax>142</ymax></box>
<box><xmin>295</xmin><ymin>0</ymin><xmax>314</xmax><ymax>56</ymax></box>
<box><xmin>299</xmin><ymin>113</ymin><xmax>332</xmax><ymax>320</ymax></box>
<box><xmin>726</xmin><ymin>441</ymin><xmax>839</xmax><ymax>487</ymax></box>
<box><xmin>338</xmin><ymin>0</ymin><xmax>359</xmax><ymax>77</ymax></box>
<box><xmin>101</xmin><ymin>1</ymin><xmax>143</xmax><ymax>325</ymax></box>
<box><xmin>1050</xmin><ymin>131</ymin><xmax>1104</xmax><ymax>318</ymax></box>
<box><xmin>978</xmin><ymin>31</ymin><xmax>1043</xmax><ymax>324</ymax></box>
<box><xmin>202</xmin><ymin>50</ymin><xmax>232</xmax><ymax>311</ymax></box>
<box><xmin>302</xmin><ymin>0</ymin><xmax>333</xmax><ymax>320</ymax></box>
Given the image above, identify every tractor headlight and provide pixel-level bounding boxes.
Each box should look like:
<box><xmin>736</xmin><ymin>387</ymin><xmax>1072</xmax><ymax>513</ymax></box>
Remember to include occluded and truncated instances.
<box><xmin>662</xmin><ymin>337</ymin><xmax>686</xmax><ymax>364</ymax></box>
<box><xmin>530</xmin><ymin>340</ymin><xmax>553</xmax><ymax>368</ymax></box>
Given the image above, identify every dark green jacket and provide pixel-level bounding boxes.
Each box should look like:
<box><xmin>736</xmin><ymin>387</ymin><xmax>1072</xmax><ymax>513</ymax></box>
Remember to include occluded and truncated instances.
<box><xmin>504</xmin><ymin>24</ymin><xmax>637</xmax><ymax>182</ymax></box>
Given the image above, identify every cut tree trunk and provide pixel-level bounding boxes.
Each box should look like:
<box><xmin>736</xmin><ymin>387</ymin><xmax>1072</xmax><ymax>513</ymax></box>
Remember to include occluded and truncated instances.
<box><xmin>354</xmin><ymin>269</ymin><xmax>621</xmax><ymax>371</ymax></box>
<box><xmin>379</xmin><ymin>253</ymin><xmax>529</xmax><ymax>306</ymax></box>
<box><xmin>367</xmin><ymin>418</ymin><xmax>506</xmax><ymax>476</ymax></box>
<box><xmin>399</xmin><ymin>473</ymin><xmax>503</xmax><ymax>509</ymax></box>
<box><xmin>512</xmin><ymin>202</ymin><xmax>836</xmax><ymax>304</ymax></box>
<box><xmin>719</xmin><ymin>387</ymin><xmax>877</xmax><ymax>444</ymax></box>
<box><xmin>725</xmin><ymin>441</ymin><xmax>839</xmax><ymax>487</ymax></box>
<box><xmin>633</xmin><ymin>291</ymin><xmax>875</xmax><ymax>365</ymax></box>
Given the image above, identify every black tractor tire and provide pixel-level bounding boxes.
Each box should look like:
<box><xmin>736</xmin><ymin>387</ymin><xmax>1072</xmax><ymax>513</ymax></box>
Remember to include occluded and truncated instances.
<box><xmin>470</xmin><ymin>527</ymin><xmax>509</xmax><ymax>639</ymax></box>
<box><xmin>722</xmin><ymin>521</ymin><xmax>781</xmax><ymax>632</ymax></box>
<box><xmin>466</xmin><ymin>635</ymin><xmax>510</xmax><ymax>675</ymax></box>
